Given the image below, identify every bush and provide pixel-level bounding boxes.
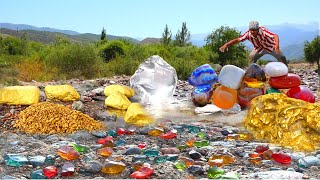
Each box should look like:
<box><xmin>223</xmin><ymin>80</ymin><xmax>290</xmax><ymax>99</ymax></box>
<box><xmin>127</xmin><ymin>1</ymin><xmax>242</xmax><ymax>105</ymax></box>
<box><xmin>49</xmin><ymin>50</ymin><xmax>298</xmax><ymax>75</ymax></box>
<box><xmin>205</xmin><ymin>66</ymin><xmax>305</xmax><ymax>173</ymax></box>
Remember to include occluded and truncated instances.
<box><xmin>45</xmin><ymin>43</ymin><xmax>101</xmax><ymax>79</ymax></box>
<box><xmin>100</xmin><ymin>40</ymin><xmax>126</xmax><ymax>62</ymax></box>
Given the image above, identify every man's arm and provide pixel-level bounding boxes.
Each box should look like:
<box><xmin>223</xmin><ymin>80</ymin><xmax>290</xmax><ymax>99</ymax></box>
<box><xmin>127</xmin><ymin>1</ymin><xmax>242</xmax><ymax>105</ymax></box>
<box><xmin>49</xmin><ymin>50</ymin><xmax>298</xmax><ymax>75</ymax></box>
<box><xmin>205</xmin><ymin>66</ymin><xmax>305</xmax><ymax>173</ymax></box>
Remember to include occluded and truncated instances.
<box><xmin>273</xmin><ymin>34</ymin><xmax>280</xmax><ymax>54</ymax></box>
<box><xmin>219</xmin><ymin>38</ymin><xmax>241</xmax><ymax>52</ymax></box>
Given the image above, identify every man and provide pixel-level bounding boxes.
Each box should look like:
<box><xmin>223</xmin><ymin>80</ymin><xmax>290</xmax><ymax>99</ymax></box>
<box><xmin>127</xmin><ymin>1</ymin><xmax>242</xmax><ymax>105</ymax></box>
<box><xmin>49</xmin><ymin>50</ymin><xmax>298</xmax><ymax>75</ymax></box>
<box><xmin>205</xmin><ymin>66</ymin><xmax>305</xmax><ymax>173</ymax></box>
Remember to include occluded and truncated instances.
<box><xmin>219</xmin><ymin>21</ymin><xmax>288</xmax><ymax>66</ymax></box>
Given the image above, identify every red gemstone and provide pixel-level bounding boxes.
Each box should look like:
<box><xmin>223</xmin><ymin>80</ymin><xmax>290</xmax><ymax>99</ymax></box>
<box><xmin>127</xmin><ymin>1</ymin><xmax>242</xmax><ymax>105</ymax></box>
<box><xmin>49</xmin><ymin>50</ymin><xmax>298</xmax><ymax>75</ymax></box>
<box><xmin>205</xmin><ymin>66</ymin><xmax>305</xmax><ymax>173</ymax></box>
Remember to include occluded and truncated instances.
<box><xmin>97</xmin><ymin>136</ymin><xmax>113</xmax><ymax>145</ymax></box>
<box><xmin>117</xmin><ymin>128</ymin><xmax>127</xmax><ymax>135</ymax></box>
<box><xmin>126</xmin><ymin>126</ymin><xmax>136</xmax><ymax>135</ymax></box>
<box><xmin>160</xmin><ymin>130</ymin><xmax>177</xmax><ymax>140</ymax></box>
<box><xmin>138</xmin><ymin>142</ymin><xmax>147</xmax><ymax>149</ymax></box>
<box><xmin>286</xmin><ymin>86</ymin><xmax>315</xmax><ymax>103</ymax></box>
<box><xmin>271</xmin><ymin>153</ymin><xmax>291</xmax><ymax>164</ymax></box>
<box><xmin>43</xmin><ymin>166</ymin><xmax>58</xmax><ymax>178</ymax></box>
<box><xmin>130</xmin><ymin>167</ymin><xmax>154</xmax><ymax>179</ymax></box>
<box><xmin>269</xmin><ymin>73</ymin><xmax>301</xmax><ymax>89</ymax></box>
<box><xmin>255</xmin><ymin>145</ymin><xmax>269</xmax><ymax>154</ymax></box>
<box><xmin>61</xmin><ymin>162</ymin><xmax>75</xmax><ymax>177</ymax></box>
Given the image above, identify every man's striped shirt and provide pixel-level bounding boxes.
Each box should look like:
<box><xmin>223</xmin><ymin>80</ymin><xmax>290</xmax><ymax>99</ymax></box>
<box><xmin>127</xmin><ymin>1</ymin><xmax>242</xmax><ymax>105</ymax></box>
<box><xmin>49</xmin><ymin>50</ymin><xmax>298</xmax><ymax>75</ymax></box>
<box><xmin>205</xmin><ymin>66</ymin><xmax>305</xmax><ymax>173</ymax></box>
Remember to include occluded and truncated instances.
<box><xmin>239</xmin><ymin>26</ymin><xmax>276</xmax><ymax>53</ymax></box>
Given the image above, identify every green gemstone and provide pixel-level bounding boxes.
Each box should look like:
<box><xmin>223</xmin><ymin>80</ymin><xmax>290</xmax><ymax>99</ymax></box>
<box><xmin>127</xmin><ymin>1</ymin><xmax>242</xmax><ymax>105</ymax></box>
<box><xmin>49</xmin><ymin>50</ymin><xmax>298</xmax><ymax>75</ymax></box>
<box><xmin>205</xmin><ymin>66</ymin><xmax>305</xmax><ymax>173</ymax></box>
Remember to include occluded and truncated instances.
<box><xmin>143</xmin><ymin>149</ymin><xmax>159</xmax><ymax>157</ymax></box>
<box><xmin>107</xmin><ymin>130</ymin><xmax>118</xmax><ymax>138</ymax></box>
<box><xmin>266</xmin><ymin>88</ymin><xmax>281</xmax><ymax>94</ymax></box>
<box><xmin>31</xmin><ymin>170</ymin><xmax>47</xmax><ymax>179</ymax></box>
<box><xmin>177</xmin><ymin>145</ymin><xmax>187</xmax><ymax>150</ymax></box>
<box><xmin>207</xmin><ymin>167</ymin><xmax>225</xmax><ymax>179</ymax></box>
<box><xmin>174</xmin><ymin>160</ymin><xmax>187</xmax><ymax>171</ymax></box>
<box><xmin>194</xmin><ymin>140</ymin><xmax>209</xmax><ymax>148</ymax></box>
<box><xmin>154</xmin><ymin>156</ymin><xmax>167</xmax><ymax>163</ymax></box>
<box><xmin>71</xmin><ymin>143</ymin><xmax>90</xmax><ymax>153</ymax></box>
<box><xmin>197</xmin><ymin>132</ymin><xmax>206</xmax><ymax>139</ymax></box>
<box><xmin>4</xmin><ymin>154</ymin><xmax>28</xmax><ymax>167</ymax></box>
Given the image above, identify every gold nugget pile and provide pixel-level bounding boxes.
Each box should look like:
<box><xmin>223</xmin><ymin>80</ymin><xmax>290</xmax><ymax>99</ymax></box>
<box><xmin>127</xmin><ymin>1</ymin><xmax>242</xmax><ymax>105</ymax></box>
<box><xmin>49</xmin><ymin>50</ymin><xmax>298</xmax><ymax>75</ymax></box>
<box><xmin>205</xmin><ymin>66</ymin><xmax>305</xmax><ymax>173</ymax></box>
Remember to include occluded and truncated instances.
<box><xmin>14</xmin><ymin>102</ymin><xmax>105</xmax><ymax>134</ymax></box>
<box><xmin>244</xmin><ymin>93</ymin><xmax>320</xmax><ymax>151</ymax></box>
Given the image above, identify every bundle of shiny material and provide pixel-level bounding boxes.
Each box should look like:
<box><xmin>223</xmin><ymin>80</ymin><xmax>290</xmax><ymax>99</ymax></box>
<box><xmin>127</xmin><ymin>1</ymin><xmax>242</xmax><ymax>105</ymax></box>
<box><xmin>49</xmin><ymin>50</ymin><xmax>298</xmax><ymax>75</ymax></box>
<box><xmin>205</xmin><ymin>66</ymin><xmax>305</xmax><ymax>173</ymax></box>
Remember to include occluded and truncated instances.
<box><xmin>244</xmin><ymin>93</ymin><xmax>320</xmax><ymax>151</ymax></box>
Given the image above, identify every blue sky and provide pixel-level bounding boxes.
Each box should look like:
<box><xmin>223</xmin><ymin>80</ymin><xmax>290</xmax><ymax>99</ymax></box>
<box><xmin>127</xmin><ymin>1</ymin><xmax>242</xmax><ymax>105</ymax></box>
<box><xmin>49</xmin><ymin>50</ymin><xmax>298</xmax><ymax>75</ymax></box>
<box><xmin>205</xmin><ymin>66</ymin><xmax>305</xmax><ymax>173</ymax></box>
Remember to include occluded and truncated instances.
<box><xmin>1</xmin><ymin>0</ymin><xmax>319</xmax><ymax>38</ymax></box>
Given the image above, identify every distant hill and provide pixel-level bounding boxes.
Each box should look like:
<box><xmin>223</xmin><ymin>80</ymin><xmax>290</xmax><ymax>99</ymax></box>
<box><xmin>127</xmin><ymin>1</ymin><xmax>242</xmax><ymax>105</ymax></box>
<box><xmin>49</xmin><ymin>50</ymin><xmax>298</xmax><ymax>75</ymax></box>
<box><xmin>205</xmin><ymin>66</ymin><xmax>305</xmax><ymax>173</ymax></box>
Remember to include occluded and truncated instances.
<box><xmin>140</xmin><ymin>37</ymin><xmax>161</xmax><ymax>44</ymax></box>
<box><xmin>0</xmin><ymin>28</ymin><xmax>139</xmax><ymax>44</ymax></box>
<box><xmin>0</xmin><ymin>23</ymin><xmax>80</xmax><ymax>35</ymax></box>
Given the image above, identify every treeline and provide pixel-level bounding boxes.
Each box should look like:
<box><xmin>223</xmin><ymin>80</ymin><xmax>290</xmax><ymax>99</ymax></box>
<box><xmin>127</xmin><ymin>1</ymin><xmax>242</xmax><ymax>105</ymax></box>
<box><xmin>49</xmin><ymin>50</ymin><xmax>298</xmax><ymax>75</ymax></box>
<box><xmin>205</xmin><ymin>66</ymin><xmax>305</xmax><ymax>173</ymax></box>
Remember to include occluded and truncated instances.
<box><xmin>6</xmin><ymin>22</ymin><xmax>313</xmax><ymax>85</ymax></box>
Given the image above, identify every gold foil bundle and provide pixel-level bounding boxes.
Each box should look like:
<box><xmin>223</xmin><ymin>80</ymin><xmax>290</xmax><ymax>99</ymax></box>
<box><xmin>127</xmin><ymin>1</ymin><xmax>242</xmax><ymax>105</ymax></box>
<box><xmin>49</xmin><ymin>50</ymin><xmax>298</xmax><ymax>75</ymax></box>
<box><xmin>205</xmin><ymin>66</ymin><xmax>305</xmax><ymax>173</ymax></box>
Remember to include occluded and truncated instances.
<box><xmin>14</xmin><ymin>102</ymin><xmax>105</xmax><ymax>134</ymax></box>
<box><xmin>244</xmin><ymin>93</ymin><xmax>320</xmax><ymax>151</ymax></box>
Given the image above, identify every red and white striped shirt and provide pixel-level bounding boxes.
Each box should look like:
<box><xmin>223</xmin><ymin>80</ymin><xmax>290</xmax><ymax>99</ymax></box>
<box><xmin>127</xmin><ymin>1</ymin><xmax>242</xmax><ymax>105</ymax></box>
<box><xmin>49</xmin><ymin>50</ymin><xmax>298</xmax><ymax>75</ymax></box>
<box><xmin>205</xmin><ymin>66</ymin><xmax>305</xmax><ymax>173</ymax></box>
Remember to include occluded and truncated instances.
<box><xmin>239</xmin><ymin>26</ymin><xmax>276</xmax><ymax>53</ymax></box>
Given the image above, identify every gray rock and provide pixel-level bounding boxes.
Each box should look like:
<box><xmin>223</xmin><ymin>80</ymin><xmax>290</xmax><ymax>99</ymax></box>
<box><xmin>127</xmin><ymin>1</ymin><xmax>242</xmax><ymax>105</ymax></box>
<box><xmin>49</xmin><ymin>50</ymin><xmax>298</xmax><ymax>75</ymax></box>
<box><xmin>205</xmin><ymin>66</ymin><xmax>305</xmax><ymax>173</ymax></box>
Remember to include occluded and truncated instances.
<box><xmin>91</xmin><ymin>131</ymin><xmax>107</xmax><ymax>138</ymax></box>
<box><xmin>298</xmin><ymin>156</ymin><xmax>320</xmax><ymax>167</ymax></box>
<box><xmin>69</xmin><ymin>131</ymin><xmax>94</xmax><ymax>141</ymax></box>
<box><xmin>72</xmin><ymin>101</ymin><xmax>85</xmax><ymax>111</ymax></box>
<box><xmin>250</xmin><ymin>170</ymin><xmax>304</xmax><ymax>179</ymax></box>
<box><xmin>83</xmin><ymin>161</ymin><xmax>102</xmax><ymax>173</ymax></box>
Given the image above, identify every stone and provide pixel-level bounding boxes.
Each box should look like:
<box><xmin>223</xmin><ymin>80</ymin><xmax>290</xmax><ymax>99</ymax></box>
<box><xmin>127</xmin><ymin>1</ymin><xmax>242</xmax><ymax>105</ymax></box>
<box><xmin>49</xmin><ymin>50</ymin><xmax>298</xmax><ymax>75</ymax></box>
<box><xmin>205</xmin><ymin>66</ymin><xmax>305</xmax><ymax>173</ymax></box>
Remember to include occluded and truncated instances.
<box><xmin>130</xmin><ymin>166</ymin><xmax>154</xmax><ymax>179</ymax></box>
<box><xmin>272</xmin><ymin>153</ymin><xmax>292</xmax><ymax>164</ymax></box>
<box><xmin>266</xmin><ymin>87</ymin><xmax>281</xmax><ymax>94</ymax></box>
<box><xmin>212</xmin><ymin>85</ymin><xmax>237</xmax><ymax>109</ymax></box>
<box><xmin>207</xmin><ymin>166</ymin><xmax>225</xmax><ymax>179</ymax></box>
<box><xmin>238</xmin><ymin>83</ymin><xmax>264</xmax><ymax>108</ymax></box>
<box><xmin>218</xmin><ymin>65</ymin><xmax>245</xmax><ymax>90</ymax></box>
<box><xmin>194</xmin><ymin>104</ymin><xmax>221</xmax><ymax>115</ymax></box>
<box><xmin>43</xmin><ymin>166</ymin><xmax>58</xmax><ymax>178</ymax></box>
<box><xmin>57</xmin><ymin>145</ymin><xmax>80</xmax><ymax>160</ymax></box>
<box><xmin>28</xmin><ymin>155</ymin><xmax>46</xmax><ymax>167</ymax></box>
<box><xmin>130</xmin><ymin>55</ymin><xmax>178</xmax><ymax>105</ymax></box>
<box><xmin>101</xmin><ymin>161</ymin><xmax>126</xmax><ymax>174</ymax></box>
<box><xmin>188</xmin><ymin>64</ymin><xmax>218</xmax><ymax>86</ymax></box>
<box><xmin>160</xmin><ymin>130</ymin><xmax>177</xmax><ymax>140</ymax></box>
<box><xmin>243</xmin><ymin>63</ymin><xmax>267</xmax><ymax>83</ymax></box>
<box><xmin>4</xmin><ymin>154</ymin><xmax>28</xmax><ymax>167</ymax></box>
<box><xmin>269</xmin><ymin>73</ymin><xmax>301</xmax><ymax>89</ymax></box>
<box><xmin>286</xmin><ymin>86</ymin><xmax>316</xmax><ymax>103</ymax></box>
<box><xmin>31</xmin><ymin>169</ymin><xmax>47</xmax><ymax>179</ymax></box>
<box><xmin>61</xmin><ymin>162</ymin><xmax>75</xmax><ymax>177</ymax></box>
<box><xmin>98</xmin><ymin>147</ymin><xmax>113</xmax><ymax>157</ymax></box>
<box><xmin>83</xmin><ymin>161</ymin><xmax>103</xmax><ymax>173</ymax></box>
<box><xmin>191</xmin><ymin>85</ymin><xmax>213</xmax><ymax>107</ymax></box>
<box><xmin>250</xmin><ymin>170</ymin><xmax>304</xmax><ymax>179</ymax></box>
<box><xmin>264</xmin><ymin>62</ymin><xmax>288</xmax><ymax>77</ymax></box>
<box><xmin>125</xmin><ymin>147</ymin><xmax>142</xmax><ymax>155</ymax></box>
<box><xmin>298</xmin><ymin>156</ymin><xmax>320</xmax><ymax>168</ymax></box>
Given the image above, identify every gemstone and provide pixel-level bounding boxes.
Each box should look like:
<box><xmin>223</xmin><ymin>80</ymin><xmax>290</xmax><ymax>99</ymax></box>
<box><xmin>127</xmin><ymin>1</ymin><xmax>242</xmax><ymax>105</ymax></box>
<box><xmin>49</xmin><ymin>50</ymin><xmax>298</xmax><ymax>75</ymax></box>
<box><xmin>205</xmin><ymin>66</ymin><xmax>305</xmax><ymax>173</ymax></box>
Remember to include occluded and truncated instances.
<box><xmin>143</xmin><ymin>149</ymin><xmax>159</xmax><ymax>157</ymax></box>
<box><xmin>159</xmin><ymin>130</ymin><xmax>177</xmax><ymax>140</ymax></box>
<box><xmin>138</xmin><ymin>142</ymin><xmax>147</xmax><ymax>149</ymax></box>
<box><xmin>116</xmin><ymin>128</ymin><xmax>126</xmax><ymax>135</ymax></box>
<box><xmin>174</xmin><ymin>160</ymin><xmax>187</xmax><ymax>171</ymax></box>
<box><xmin>286</xmin><ymin>86</ymin><xmax>315</xmax><ymax>103</ymax></box>
<box><xmin>248</xmin><ymin>157</ymin><xmax>262</xmax><ymax>165</ymax></box>
<box><xmin>218</xmin><ymin>65</ymin><xmax>245</xmax><ymax>90</ymax></box>
<box><xmin>70</xmin><ymin>143</ymin><xmax>90</xmax><ymax>153</ymax></box>
<box><xmin>28</xmin><ymin>155</ymin><xmax>46</xmax><ymax>167</ymax></box>
<box><xmin>130</xmin><ymin>166</ymin><xmax>154</xmax><ymax>179</ymax></box>
<box><xmin>208</xmin><ymin>155</ymin><xmax>235</xmax><ymax>167</ymax></box>
<box><xmin>31</xmin><ymin>169</ymin><xmax>47</xmax><ymax>179</ymax></box>
<box><xmin>207</xmin><ymin>166</ymin><xmax>225</xmax><ymax>179</ymax></box>
<box><xmin>212</xmin><ymin>85</ymin><xmax>237</xmax><ymax>109</ymax></box>
<box><xmin>101</xmin><ymin>161</ymin><xmax>126</xmax><ymax>174</ymax></box>
<box><xmin>188</xmin><ymin>64</ymin><xmax>218</xmax><ymax>86</ymax></box>
<box><xmin>57</xmin><ymin>146</ymin><xmax>80</xmax><ymax>160</ymax></box>
<box><xmin>61</xmin><ymin>162</ymin><xmax>75</xmax><ymax>177</ymax></box>
<box><xmin>179</xmin><ymin>157</ymin><xmax>195</xmax><ymax>167</ymax></box>
<box><xmin>148</xmin><ymin>128</ymin><xmax>164</xmax><ymax>136</ymax></box>
<box><xmin>266</xmin><ymin>87</ymin><xmax>281</xmax><ymax>94</ymax></box>
<box><xmin>269</xmin><ymin>73</ymin><xmax>301</xmax><ymax>89</ymax></box>
<box><xmin>4</xmin><ymin>154</ymin><xmax>28</xmax><ymax>167</ymax></box>
<box><xmin>193</xmin><ymin>140</ymin><xmax>209</xmax><ymax>148</ymax></box>
<box><xmin>107</xmin><ymin>130</ymin><xmax>117</xmax><ymax>137</ymax></box>
<box><xmin>191</xmin><ymin>85</ymin><xmax>213</xmax><ymax>107</ymax></box>
<box><xmin>264</xmin><ymin>62</ymin><xmax>288</xmax><ymax>77</ymax></box>
<box><xmin>256</xmin><ymin>145</ymin><xmax>269</xmax><ymax>154</ymax></box>
<box><xmin>243</xmin><ymin>63</ymin><xmax>266</xmax><ymax>84</ymax></box>
<box><xmin>98</xmin><ymin>147</ymin><xmax>113</xmax><ymax>157</ymax></box>
<box><xmin>43</xmin><ymin>166</ymin><xmax>58</xmax><ymax>178</ymax></box>
<box><xmin>238</xmin><ymin>83</ymin><xmax>264</xmax><ymax>108</ymax></box>
<box><xmin>272</xmin><ymin>153</ymin><xmax>292</xmax><ymax>164</ymax></box>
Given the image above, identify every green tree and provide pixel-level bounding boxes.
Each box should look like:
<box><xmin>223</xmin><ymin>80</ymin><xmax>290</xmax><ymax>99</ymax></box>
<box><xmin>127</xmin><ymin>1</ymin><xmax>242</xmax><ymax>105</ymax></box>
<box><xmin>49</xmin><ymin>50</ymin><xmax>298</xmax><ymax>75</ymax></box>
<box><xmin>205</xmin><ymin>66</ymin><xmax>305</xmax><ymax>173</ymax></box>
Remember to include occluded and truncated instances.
<box><xmin>101</xmin><ymin>27</ymin><xmax>107</xmax><ymax>41</ymax></box>
<box><xmin>304</xmin><ymin>35</ymin><xmax>320</xmax><ymax>75</ymax></box>
<box><xmin>161</xmin><ymin>24</ymin><xmax>172</xmax><ymax>46</ymax></box>
<box><xmin>100</xmin><ymin>40</ymin><xmax>126</xmax><ymax>62</ymax></box>
<box><xmin>205</xmin><ymin>26</ymin><xmax>248</xmax><ymax>67</ymax></box>
<box><xmin>174</xmin><ymin>22</ymin><xmax>191</xmax><ymax>47</ymax></box>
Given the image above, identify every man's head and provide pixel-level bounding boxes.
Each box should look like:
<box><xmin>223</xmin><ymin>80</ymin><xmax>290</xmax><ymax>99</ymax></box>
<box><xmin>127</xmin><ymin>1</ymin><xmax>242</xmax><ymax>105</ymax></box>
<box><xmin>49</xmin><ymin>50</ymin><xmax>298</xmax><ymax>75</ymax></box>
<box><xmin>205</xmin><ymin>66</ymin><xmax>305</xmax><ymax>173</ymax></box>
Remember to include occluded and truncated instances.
<box><xmin>249</xmin><ymin>21</ymin><xmax>259</xmax><ymax>37</ymax></box>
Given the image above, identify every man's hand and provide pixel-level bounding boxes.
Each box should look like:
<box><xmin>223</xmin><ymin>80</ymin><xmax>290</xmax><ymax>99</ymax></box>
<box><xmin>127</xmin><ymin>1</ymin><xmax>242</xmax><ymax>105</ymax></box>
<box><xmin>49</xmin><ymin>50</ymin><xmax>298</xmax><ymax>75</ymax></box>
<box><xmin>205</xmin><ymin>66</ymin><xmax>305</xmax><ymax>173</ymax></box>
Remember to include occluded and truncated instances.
<box><xmin>273</xmin><ymin>44</ymin><xmax>280</xmax><ymax>54</ymax></box>
<box><xmin>219</xmin><ymin>44</ymin><xmax>228</xmax><ymax>52</ymax></box>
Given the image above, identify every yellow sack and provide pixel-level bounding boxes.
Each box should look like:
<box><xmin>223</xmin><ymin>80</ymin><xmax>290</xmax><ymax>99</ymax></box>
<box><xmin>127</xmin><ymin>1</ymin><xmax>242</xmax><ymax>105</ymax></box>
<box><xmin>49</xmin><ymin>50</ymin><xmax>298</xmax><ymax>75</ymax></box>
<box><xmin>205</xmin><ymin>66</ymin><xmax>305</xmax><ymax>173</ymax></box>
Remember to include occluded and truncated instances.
<box><xmin>105</xmin><ymin>92</ymin><xmax>131</xmax><ymax>110</ymax></box>
<box><xmin>104</xmin><ymin>84</ymin><xmax>135</xmax><ymax>98</ymax></box>
<box><xmin>44</xmin><ymin>85</ymin><xmax>80</xmax><ymax>102</ymax></box>
<box><xmin>0</xmin><ymin>86</ymin><xmax>40</xmax><ymax>105</ymax></box>
<box><xmin>124</xmin><ymin>103</ymin><xmax>154</xmax><ymax>126</ymax></box>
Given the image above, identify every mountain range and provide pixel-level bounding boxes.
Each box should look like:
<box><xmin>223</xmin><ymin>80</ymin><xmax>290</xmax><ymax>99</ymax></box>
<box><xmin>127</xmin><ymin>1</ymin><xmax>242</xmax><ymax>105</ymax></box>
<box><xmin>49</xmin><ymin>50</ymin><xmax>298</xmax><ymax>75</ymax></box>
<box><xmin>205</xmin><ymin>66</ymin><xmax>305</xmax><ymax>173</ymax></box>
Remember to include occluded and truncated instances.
<box><xmin>1</xmin><ymin>22</ymin><xmax>319</xmax><ymax>61</ymax></box>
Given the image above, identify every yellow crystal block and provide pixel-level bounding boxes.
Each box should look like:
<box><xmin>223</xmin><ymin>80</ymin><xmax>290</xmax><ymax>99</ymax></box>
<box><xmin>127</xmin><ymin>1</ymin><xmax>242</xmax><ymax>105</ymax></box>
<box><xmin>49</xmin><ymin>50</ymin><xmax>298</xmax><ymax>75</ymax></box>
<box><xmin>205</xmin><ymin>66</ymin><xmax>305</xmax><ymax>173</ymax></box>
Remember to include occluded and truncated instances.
<box><xmin>244</xmin><ymin>93</ymin><xmax>320</xmax><ymax>151</ymax></box>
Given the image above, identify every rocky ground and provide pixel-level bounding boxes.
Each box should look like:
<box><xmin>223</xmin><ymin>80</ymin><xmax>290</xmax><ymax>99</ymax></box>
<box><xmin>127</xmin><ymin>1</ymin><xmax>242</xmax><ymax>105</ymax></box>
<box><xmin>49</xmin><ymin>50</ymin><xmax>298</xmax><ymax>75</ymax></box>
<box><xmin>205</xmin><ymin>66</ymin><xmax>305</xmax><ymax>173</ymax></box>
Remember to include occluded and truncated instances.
<box><xmin>0</xmin><ymin>63</ymin><xmax>319</xmax><ymax>179</ymax></box>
